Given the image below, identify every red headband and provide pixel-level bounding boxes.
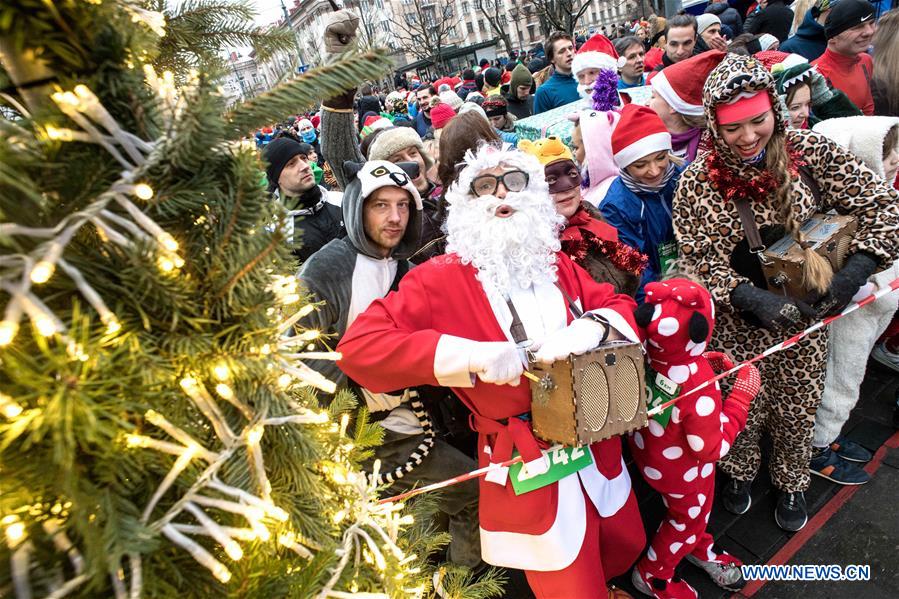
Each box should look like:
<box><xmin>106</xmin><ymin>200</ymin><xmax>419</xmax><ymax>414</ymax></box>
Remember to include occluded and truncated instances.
<box><xmin>716</xmin><ymin>92</ymin><xmax>773</xmax><ymax>125</ymax></box>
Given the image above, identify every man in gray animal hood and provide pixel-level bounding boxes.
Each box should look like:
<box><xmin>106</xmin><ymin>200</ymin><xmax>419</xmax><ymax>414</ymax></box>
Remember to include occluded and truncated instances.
<box><xmin>299</xmin><ymin>159</ymin><xmax>422</xmax><ymax>388</ymax></box>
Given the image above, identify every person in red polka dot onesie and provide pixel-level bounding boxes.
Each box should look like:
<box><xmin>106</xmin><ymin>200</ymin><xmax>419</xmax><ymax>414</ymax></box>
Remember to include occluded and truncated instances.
<box><xmin>628</xmin><ymin>279</ymin><xmax>762</xmax><ymax>599</ymax></box>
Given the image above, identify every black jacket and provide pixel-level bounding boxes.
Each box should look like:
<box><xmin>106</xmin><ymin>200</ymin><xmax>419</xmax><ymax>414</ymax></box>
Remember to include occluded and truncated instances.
<box><xmin>744</xmin><ymin>0</ymin><xmax>794</xmax><ymax>42</ymax></box>
<box><xmin>411</xmin><ymin>184</ymin><xmax>446</xmax><ymax>265</ymax></box>
<box><xmin>505</xmin><ymin>93</ymin><xmax>534</xmax><ymax>120</ymax></box>
<box><xmin>281</xmin><ymin>185</ymin><xmax>345</xmax><ymax>262</ymax></box>
<box><xmin>457</xmin><ymin>81</ymin><xmax>479</xmax><ymax>101</ymax></box>
<box><xmin>779</xmin><ymin>10</ymin><xmax>827</xmax><ymax>61</ymax></box>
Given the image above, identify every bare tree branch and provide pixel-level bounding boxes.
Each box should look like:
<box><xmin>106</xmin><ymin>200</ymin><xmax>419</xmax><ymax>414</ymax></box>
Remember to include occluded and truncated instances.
<box><xmin>525</xmin><ymin>0</ymin><xmax>593</xmax><ymax>37</ymax></box>
<box><xmin>390</xmin><ymin>0</ymin><xmax>460</xmax><ymax>70</ymax></box>
<box><xmin>476</xmin><ymin>0</ymin><xmax>515</xmax><ymax>57</ymax></box>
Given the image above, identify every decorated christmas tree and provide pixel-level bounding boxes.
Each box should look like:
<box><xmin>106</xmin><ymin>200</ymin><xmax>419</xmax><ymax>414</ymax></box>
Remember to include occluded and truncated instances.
<box><xmin>0</xmin><ymin>2</ymin><xmax>501</xmax><ymax>597</ymax></box>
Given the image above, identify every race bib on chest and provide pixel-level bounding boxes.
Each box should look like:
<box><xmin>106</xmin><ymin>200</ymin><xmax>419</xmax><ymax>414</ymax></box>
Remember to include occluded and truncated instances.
<box><xmin>509</xmin><ymin>445</ymin><xmax>594</xmax><ymax>495</ymax></box>
<box><xmin>658</xmin><ymin>239</ymin><xmax>678</xmax><ymax>277</ymax></box>
<box><xmin>646</xmin><ymin>368</ymin><xmax>680</xmax><ymax>427</ymax></box>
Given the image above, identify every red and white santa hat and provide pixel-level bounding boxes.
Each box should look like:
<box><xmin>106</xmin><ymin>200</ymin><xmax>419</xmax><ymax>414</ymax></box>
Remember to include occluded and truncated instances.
<box><xmin>572</xmin><ymin>34</ymin><xmax>624</xmax><ymax>77</ymax></box>
<box><xmin>611</xmin><ymin>104</ymin><xmax>672</xmax><ymax>169</ymax></box>
<box><xmin>650</xmin><ymin>51</ymin><xmax>726</xmax><ymax>117</ymax></box>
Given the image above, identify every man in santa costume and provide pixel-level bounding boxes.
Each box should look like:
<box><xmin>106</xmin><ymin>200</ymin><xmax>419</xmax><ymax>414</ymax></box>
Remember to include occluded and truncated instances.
<box><xmin>572</xmin><ymin>33</ymin><xmax>626</xmax><ymax>100</ymax></box>
<box><xmin>337</xmin><ymin>143</ymin><xmax>645</xmax><ymax>598</ymax></box>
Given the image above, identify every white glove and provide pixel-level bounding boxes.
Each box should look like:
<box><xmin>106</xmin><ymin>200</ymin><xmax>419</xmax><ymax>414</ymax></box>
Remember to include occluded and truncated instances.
<box><xmin>468</xmin><ymin>342</ymin><xmax>525</xmax><ymax>386</ymax></box>
<box><xmin>534</xmin><ymin>318</ymin><xmax>606</xmax><ymax>364</ymax></box>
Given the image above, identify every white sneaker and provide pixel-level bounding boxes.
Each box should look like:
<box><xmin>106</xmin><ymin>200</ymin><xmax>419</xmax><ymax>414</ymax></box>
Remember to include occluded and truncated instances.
<box><xmin>871</xmin><ymin>343</ymin><xmax>899</xmax><ymax>374</ymax></box>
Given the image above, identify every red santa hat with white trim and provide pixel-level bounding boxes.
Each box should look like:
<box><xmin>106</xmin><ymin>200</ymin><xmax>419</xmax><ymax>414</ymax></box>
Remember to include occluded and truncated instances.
<box><xmin>611</xmin><ymin>104</ymin><xmax>672</xmax><ymax>169</ymax></box>
<box><xmin>572</xmin><ymin>34</ymin><xmax>625</xmax><ymax>76</ymax></box>
<box><xmin>650</xmin><ymin>50</ymin><xmax>726</xmax><ymax>117</ymax></box>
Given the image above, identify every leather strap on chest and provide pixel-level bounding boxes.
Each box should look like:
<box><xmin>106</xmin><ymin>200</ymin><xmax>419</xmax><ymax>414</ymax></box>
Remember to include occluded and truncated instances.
<box><xmin>505</xmin><ymin>282</ymin><xmax>583</xmax><ymax>345</ymax></box>
<box><xmin>733</xmin><ymin>165</ymin><xmax>822</xmax><ymax>255</ymax></box>
<box><xmin>734</xmin><ymin>198</ymin><xmax>765</xmax><ymax>254</ymax></box>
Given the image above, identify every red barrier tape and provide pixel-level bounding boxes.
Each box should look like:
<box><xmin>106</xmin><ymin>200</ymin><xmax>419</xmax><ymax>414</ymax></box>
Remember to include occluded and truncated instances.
<box><xmin>378</xmin><ymin>277</ymin><xmax>899</xmax><ymax>504</ymax></box>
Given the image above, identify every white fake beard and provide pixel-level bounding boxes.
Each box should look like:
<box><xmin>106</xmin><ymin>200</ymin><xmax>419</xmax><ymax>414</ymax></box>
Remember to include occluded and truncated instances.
<box><xmin>445</xmin><ymin>188</ymin><xmax>565</xmax><ymax>296</ymax></box>
<box><xmin>578</xmin><ymin>83</ymin><xmax>593</xmax><ymax>99</ymax></box>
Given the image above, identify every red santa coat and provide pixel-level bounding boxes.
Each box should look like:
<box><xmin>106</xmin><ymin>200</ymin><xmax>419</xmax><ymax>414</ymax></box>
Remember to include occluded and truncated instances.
<box><xmin>337</xmin><ymin>252</ymin><xmax>642</xmax><ymax>571</ymax></box>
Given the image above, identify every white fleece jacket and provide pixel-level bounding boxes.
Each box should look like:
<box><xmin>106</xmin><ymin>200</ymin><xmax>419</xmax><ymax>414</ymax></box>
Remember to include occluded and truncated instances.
<box><xmin>812</xmin><ymin>115</ymin><xmax>899</xmax><ymax>445</ymax></box>
<box><xmin>813</xmin><ymin>115</ymin><xmax>899</xmax><ymax>180</ymax></box>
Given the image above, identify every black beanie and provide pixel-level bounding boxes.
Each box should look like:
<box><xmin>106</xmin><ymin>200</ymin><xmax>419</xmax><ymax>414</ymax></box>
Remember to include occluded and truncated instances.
<box><xmin>263</xmin><ymin>137</ymin><xmax>305</xmax><ymax>193</ymax></box>
<box><xmin>484</xmin><ymin>67</ymin><xmax>502</xmax><ymax>87</ymax></box>
<box><xmin>528</xmin><ymin>57</ymin><xmax>547</xmax><ymax>73</ymax></box>
<box><xmin>824</xmin><ymin>0</ymin><xmax>875</xmax><ymax>39</ymax></box>
<box><xmin>463</xmin><ymin>68</ymin><xmax>476</xmax><ymax>80</ymax></box>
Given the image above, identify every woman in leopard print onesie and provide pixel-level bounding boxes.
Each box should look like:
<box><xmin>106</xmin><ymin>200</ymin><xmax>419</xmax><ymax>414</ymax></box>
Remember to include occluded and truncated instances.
<box><xmin>672</xmin><ymin>54</ymin><xmax>899</xmax><ymax>532</ymax></box>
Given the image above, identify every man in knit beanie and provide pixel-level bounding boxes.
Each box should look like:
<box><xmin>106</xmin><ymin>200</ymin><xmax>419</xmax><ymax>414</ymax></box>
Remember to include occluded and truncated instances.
<box><xmin>457</xmin><ymin>68</ymin><xmax>479</xmax><ymax>100</ymax></box>
<box><xmin>367</xmin><ymin>126</ymin><xmax>444</xmax><ymax>264</ymax></box>
<box><xmin>812</xmin><ymin>0</ymin><xmax>876</xmax><ymax>115</ymax></box>
<box><xmin>505</xmin><ymin>62</ymin><xmax>534</xmax><ymax>119</ymax></box>
<box><xmin>262</xmin><ymin>137</ymin><xmax>344</xmax><ymax>261</ymax></box>
<box><xmin>367</xmin><ymin>127</ymin><xmax>435</xmax><ymax>196</ymax></box>
<box><xmin>428</xmin><ymin>102</ymin><xmax>457</xmax><ymax>138</ymax></box>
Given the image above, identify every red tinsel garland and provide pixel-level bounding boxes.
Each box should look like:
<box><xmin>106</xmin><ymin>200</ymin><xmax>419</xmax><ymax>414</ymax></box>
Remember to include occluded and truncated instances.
<box><xmin>705</xmin><ymin>141</ymin><xmax>806</xmax><ymax>203</ymax></box>
<box><xmin>563</xmin><ymin>231</ymin><xmax>649</xmax><ymax>275</ymax></box>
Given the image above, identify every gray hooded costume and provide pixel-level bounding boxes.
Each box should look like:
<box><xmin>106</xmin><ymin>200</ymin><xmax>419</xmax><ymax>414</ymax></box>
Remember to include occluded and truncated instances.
<box><xmin>298</xmin><ymin>159</ymin><xmax>422</xmax><ymax>389</ymax></box>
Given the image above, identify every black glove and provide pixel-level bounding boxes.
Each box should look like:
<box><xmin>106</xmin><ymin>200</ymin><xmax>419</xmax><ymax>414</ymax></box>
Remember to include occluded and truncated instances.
<box><xmin>731</xmin><ymin>283</ymin><xmax>816</xmax><ymax>331</ymax></box>
<box><xmin>812</xmin><ymin>252</ymin><xmax>878</xmax><ymax>317</ymax></box>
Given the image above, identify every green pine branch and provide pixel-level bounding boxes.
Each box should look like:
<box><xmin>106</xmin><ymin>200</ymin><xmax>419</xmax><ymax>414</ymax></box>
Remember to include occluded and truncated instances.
<box><xmin>152</xmin><ymin>0</ymin><xmax>296</xmax><ymax>76</ymax></box>
<box><xmin>224</xmin><ymin>50</ymin><xmax>395</xmax><ymax>137</ymax></box>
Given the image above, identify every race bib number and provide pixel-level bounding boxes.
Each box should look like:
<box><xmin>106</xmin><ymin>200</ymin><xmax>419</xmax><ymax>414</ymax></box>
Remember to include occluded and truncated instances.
<box><xmin>509</xmin><ymin>445</ymin><xmax>594</xmax><ymax>496</ymax></box>
<box><xmin>647</xmin><ymin>368</ymin><xmax>679</xmax><ymax>427</ymax></box>
<box><xmin>658</xmin><ymin>240</ymin><xmax>678</xmax><ymax>277</ymax></box>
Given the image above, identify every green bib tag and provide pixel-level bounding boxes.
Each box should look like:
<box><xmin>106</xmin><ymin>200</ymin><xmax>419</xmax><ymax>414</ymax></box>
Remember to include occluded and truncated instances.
<box><xmin>646</xmin><ymin>367</ymin><xmax>680</xmax><ymax>427</ymax></box>
<box><xmin>658</xmin><ymin>240</ymin><xmax>678</xmax><ymax>277</ymax></box>
<box><xmin>509</xmin><ymin>445</ymin><xmax>594</xmax><ymax>496</ymax></box>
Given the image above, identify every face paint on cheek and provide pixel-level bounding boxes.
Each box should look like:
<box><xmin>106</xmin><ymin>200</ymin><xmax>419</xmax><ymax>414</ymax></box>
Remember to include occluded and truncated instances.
<box><xmin>544</xmin><ymin>160</ymin><xmax>581</xmax><ymax>194</ymax></box>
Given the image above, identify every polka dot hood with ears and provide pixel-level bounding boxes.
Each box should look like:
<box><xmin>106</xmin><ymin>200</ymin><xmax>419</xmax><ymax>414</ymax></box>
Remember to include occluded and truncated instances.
<box><xmin>702</xmin><ymin>53</ymin><xmax>787</xmax><ymax>166</ymax></box>
<box><xmin>634</xmin><ymin>279</ymin><xmax>715</xmax><ymax>368</ymax></box>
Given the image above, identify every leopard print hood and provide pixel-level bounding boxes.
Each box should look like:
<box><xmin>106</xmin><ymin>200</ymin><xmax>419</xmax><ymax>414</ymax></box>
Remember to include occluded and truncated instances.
<box><xmin>702</xmin><ymin>53</ymin><xmax>787</xmax><ymax>167</ymax></box>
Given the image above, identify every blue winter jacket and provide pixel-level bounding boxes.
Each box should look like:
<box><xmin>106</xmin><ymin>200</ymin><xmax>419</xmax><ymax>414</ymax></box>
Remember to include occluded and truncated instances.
<box><xmin>705</xmin><ymin>3</ymin><xmax>743</xmax><ymax>37</ymax></box>
<box><xmin>533</xmin><ymin>71</ymin><xmax>580</xmax><ymax>114</ymax></box>
<box><xmin>779</xmin><ymin>11</ymin><xmax>827</xmax><ymax>61</ymax></box>
<box><xmin>599</xmin><ymin>168</ymin><xmax>682</xmax><ymax>301</ymax></box>
<box><xmin>413</xmin><ymin>110</ymin><xmax>431</xmax><ymax>138</ymax></box>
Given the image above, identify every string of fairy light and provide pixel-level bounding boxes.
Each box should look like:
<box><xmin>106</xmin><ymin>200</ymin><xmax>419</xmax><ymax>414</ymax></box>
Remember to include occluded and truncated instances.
<box><xmin>0</xmin><ymin>7</ymin><xmax>426</xmax><ymax>596</ymax></box>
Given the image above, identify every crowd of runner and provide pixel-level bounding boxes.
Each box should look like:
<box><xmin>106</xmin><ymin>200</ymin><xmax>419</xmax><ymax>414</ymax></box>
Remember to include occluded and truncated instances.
<box><xmin>256</xmin><ymin>3</ymin><xmax>899</xmax><ymax>597</ymax></box>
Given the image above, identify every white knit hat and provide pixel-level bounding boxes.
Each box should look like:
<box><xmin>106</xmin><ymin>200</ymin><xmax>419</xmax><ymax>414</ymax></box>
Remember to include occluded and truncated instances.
<box><xmin>367</xmin><ymin>127</ymin><xmax>435</xmax><ymax>171</ymax></box>
<box><xmin>696</xmin><ymin>13</ymin><xmax>721</xmax><ymax>35</ymax></box>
